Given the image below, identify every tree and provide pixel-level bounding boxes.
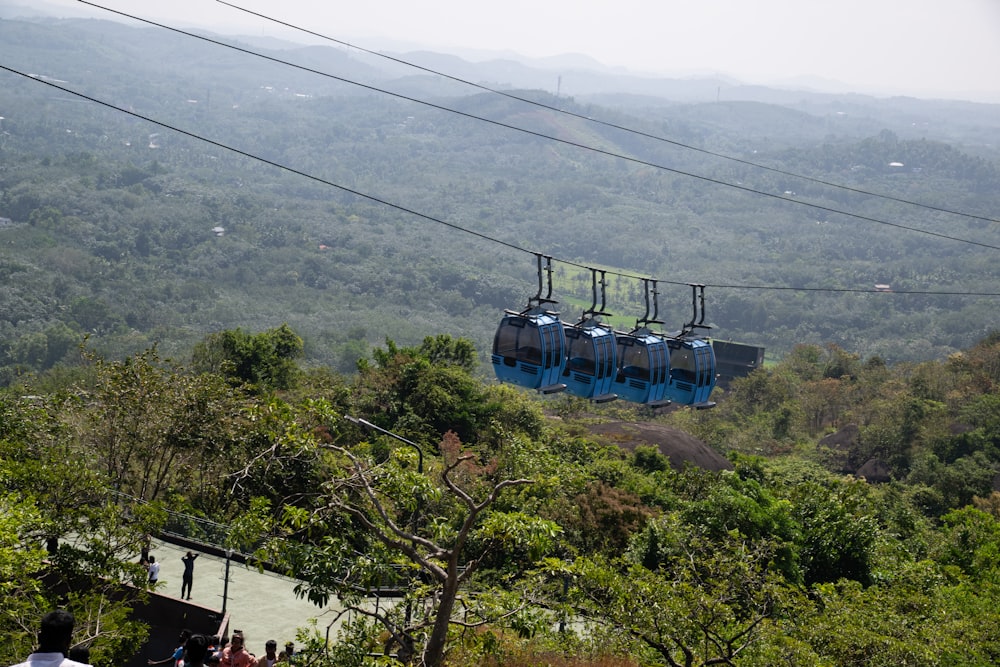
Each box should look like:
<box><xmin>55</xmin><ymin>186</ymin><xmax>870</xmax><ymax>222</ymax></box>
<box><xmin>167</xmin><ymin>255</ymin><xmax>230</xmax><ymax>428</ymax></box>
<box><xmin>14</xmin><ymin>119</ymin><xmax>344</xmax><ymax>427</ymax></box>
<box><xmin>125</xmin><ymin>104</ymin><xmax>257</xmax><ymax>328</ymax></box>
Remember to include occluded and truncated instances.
<box><xmin>353</xmin><ymin>337</ymin><xmax>508</xmax><ymax>446</ymax></box>
<box><xmin>787</xmin><ymin>479</ymin><xmax>879</xmax><ymax>586</ymax></box>
<box><xmin>0</xmin><ymin>492</ymin><xmax>48</xmax><ymax>661</ymax></box>
<box><xmin>0</xmin><ymin>396</ymin><xmax>153</xmax><ymax>667</ymax></box>
<box><xmin>69</xmin><ymin>346</ymin><xmax>245</xmax><ymax>505</ymax></box>
<box><xmin>417</xmin><ymin>334</ymin><xmax>477</xmax><ymax>372</ymax></box>
<box><xmin>192</xmin><ymin>324</ymin><xmax>304</xmax><ymax>392</ymax></box>
<box><xmin>676</xmin><ymin>472</ymin><xmax>800</xmax><ymax>583</ymax></box>
<box><xmin>796</xmin><ymin>562</ymin><xmax>1000</xmax><ymax>665</ymax></box>
<box><xmin>564</xmin><ymin>525</ymin><xmax>805</xmax><ymax>667</ymax></box>
<box><xmin>934</xmin><ymin>506</ymin><xmax>1000</xmax><ymax>580</ymax></box>
<box><xmin>265</xmin><ymin>428</ymin><xmax>560</xmax><ymax>667</ymax></box>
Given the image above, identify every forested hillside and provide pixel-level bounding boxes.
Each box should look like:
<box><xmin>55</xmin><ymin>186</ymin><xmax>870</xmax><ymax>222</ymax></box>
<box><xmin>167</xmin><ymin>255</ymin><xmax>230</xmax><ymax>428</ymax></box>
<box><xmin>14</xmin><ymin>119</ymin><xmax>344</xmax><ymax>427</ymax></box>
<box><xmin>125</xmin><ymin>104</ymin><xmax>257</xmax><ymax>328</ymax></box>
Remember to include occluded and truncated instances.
<box><xmin>0</xmin><ymin>16</ymin><xmax>998</xmax><ymax>385</ymax></box>
<box><xmin>4</xmin><ymin>9</ymin><xmax>1000</xmax><ymax>667</ymax></box>
<box><xmin>4</xmin><ymin>327</ymin><xmax>1000</xmax><ymax>666</ymax></box>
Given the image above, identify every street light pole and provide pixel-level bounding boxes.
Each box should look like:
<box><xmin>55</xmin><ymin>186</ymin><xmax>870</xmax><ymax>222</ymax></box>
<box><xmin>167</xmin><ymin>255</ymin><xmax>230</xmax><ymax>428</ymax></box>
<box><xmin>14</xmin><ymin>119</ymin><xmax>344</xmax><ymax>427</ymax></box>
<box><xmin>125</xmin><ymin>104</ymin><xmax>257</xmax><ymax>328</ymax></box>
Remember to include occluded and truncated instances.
<box><xmin>344</xmin><ymin>415</ymin><xmax>423</xmax><ymax>473</ymax></box>
<box><xmin>221</xmin><ymin>548</ymin><xmax>233</xmax><ymax>615</ymax></box>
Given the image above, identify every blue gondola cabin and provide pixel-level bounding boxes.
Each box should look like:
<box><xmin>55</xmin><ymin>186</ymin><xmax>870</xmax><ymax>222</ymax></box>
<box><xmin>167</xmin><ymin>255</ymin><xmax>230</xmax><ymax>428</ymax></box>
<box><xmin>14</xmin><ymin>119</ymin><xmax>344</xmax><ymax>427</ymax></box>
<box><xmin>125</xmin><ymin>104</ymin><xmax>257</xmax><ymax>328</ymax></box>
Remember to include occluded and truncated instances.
<box><xmin>665</xmin><ymin>337</ymin><xmax>717</xmax><ymax>408</ymax></box>
<box><xmin>562</xmin><ymin>320</ymin><xmax>617</xmax><ymax>403</ymax></box>
<box><xmin>610</xmin><ymin>329</ymin><xmax>671</xmax><ymax>406</ymax></box>
<box><xmin>492</xmin><ymin>308</ymin><xmax>567</xmax><ymax>394</ymax></box>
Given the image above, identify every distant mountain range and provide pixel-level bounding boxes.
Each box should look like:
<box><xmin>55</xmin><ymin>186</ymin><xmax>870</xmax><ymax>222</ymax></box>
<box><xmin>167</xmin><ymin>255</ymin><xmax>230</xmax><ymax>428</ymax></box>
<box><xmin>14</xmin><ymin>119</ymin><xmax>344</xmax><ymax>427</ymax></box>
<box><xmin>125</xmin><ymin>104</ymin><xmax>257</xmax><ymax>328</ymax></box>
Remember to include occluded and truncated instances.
<box><xmin>12</xmin><ymin>0</ymin><xmax>1000</xmax><ymax>106</ymax></box>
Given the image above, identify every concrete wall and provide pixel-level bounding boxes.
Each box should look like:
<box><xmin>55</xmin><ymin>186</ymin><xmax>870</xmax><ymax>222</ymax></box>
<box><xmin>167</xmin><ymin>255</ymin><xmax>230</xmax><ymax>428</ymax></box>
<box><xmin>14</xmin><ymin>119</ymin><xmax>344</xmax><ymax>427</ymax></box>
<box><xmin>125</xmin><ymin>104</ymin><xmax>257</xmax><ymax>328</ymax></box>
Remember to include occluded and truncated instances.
<box><xmin>127</xmin><ymin>593</ymin><xmax>228</xmax><ymax>667</ymax></box>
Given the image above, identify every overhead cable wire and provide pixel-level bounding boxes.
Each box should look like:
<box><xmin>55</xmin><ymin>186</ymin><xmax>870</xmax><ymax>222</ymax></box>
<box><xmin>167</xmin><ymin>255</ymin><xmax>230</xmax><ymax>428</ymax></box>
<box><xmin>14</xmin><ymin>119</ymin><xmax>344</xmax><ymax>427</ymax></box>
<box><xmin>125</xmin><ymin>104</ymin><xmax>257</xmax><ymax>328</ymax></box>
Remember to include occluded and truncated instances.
<box><xmin>217</xmin><ymin>0</ymin><xmax>1000</xmax><ymax>227</ymax></box>
<box><xmin>5</xmin><ymin>64</ymin><xmax>999</xmax><ymax>298</ymax></box>
<box><xmin>700</xmin><ymin>284</ymin><xmax>1000</xmax><ymax>295</ymax></box>
<box><xmin>77</xmin><ymin>1</ymin><xmax>1000</xmax><ymax>253</ymax></box>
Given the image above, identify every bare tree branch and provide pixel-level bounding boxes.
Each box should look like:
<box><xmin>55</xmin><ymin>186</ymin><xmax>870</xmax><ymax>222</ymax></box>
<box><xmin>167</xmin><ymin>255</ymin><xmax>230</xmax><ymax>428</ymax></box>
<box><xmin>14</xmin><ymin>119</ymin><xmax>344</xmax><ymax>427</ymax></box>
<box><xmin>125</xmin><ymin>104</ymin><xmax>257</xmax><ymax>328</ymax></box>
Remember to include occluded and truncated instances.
<box><xmin>307</xmin><ymin>435</ymin><xmax>536</xmax><ymax>667</ymax></box>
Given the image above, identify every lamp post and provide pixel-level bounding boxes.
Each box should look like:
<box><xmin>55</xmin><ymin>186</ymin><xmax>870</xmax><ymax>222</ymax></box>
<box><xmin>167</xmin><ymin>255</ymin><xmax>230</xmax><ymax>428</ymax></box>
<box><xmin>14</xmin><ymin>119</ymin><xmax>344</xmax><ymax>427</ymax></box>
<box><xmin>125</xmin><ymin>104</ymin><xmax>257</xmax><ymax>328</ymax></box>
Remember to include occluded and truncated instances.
<box><xmin>343</xmin><ymin>415</ymin><xmax>423</xmax><ymax>473</ymax></box>
<box><xmin>221</xmin><ymin>548</ymin><xmax>233</xmax><ymax>615</ymax></box>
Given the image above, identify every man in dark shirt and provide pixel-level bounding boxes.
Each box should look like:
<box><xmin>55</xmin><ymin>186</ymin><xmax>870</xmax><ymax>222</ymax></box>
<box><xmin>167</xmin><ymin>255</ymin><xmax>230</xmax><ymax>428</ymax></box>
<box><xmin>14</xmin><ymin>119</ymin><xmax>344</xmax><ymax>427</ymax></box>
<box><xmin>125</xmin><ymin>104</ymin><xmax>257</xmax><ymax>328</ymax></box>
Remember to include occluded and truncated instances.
<box><xmin>181</xmin><ymin>551</ymin><xmax>199</xmax><ymax>600</ymax></box>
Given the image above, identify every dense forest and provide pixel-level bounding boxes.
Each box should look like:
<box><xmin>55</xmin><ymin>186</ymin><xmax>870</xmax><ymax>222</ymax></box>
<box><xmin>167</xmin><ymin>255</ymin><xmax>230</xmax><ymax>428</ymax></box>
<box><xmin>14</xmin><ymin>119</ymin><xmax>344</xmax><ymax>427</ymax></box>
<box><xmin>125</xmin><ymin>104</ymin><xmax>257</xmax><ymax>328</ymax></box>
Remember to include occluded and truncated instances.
<box><xmin>4</xmin><ymin>327</ymin><xmax>1000</xmax><ymax>666</ymax></box>
<box><xmin>0</xmin><ymin>16</ymin><xmax>998</xmax><ymax>386</ymax></box>
<box><xmin>2</xmin><ymin>13</ymin><xmax>1000</xmax><ymax>667</ymax></box>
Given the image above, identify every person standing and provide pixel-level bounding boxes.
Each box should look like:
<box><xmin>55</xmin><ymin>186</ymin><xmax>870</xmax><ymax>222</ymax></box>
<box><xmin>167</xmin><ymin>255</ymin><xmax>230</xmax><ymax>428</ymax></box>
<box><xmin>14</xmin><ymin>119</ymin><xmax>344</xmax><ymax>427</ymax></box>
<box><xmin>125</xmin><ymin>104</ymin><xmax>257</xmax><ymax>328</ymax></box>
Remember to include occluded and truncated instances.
<box><xmin>182</xmin><ymin>635</ymin><xmax>210</xmax><ymax>667</ymax></box>
<box><xmin>9</xmin><ymin>610</ymin><xmax>91</xmax><ymax>667</ymax></box>
<box><xmin>181</xmin><ymin>551</ymin><xmax>199</xmax><ymax>600</ymax></box>
<box><xmin>147</xmin><ymin>555</ymin><xmax>160</xmax><ymax>588</ymax></box>
<box><xmin>254</xmin><ymin>641</ymin><xmax>278</xmax><ymax>667</ymax></box>
<box><xmin>218</xmin><ymin>632</ymin><xmax>253</xmax><ymax>667</ymax></box>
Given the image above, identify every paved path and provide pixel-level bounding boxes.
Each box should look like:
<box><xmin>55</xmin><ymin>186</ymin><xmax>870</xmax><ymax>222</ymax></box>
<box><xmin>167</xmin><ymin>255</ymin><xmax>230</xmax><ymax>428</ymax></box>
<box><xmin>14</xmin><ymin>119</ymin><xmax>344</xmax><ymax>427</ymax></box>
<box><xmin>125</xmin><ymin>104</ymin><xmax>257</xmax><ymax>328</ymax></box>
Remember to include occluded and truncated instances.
<box><xmin>147</xmin><ymin>538</ymin><xmax>365</xmax><ymax>654</ymax></box>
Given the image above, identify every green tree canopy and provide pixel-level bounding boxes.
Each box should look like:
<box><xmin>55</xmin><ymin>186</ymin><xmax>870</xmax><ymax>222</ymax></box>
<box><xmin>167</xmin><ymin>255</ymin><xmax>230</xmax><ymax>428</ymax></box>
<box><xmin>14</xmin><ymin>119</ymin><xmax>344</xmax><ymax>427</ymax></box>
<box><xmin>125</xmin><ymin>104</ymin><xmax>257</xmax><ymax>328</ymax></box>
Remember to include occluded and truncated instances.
<box><xmin>192</xmin><ymin>324</ymin><xmax>304</xmax><ymax>392</ymax></box>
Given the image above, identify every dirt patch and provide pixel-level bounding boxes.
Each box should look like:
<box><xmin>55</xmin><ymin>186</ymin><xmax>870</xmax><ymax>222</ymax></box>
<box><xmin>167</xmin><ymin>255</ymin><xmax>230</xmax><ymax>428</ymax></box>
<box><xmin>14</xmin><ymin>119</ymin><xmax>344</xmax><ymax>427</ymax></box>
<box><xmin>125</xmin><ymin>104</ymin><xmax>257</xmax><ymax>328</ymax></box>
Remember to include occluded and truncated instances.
<box><xmin>586</xmin><ymin>421</ymin><xmax>733</xmax><ymax>472</ymax></box>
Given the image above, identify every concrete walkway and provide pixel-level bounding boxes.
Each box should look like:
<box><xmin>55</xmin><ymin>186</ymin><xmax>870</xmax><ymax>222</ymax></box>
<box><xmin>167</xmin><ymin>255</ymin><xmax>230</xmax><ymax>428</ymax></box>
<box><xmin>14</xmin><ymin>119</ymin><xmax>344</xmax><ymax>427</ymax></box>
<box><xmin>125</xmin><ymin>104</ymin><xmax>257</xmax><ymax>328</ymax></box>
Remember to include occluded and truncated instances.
<box><xmin>146</xmin><ymin>538</ymin><xmax>360</xmax><ymax>654</ymax></box>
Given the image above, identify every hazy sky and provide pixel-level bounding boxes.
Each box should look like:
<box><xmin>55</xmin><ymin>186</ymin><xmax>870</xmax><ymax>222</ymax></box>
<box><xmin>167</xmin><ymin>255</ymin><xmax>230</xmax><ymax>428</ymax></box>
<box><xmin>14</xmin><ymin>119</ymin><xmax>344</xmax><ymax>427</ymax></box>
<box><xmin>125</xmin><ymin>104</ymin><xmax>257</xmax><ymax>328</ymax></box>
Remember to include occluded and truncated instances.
<box><xmin>37</xmin><ymin>0</ymin><xmax>1000</xmax><ymax>102</ymax></box>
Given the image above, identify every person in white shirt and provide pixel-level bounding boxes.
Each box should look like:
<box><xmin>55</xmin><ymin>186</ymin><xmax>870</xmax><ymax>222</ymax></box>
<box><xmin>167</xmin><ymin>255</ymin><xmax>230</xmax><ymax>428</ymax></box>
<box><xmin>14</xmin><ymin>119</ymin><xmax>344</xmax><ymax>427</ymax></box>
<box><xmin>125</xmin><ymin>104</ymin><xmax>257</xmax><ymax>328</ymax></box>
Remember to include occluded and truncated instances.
<box><xmin>9</xmin><ymin>610</ymin><xmax>91</xmax><ymax>667</ymax></box>
<box><xmin>147</xmin><ymin>555</ymin><xmax>161</xmax><ymax>587</ymax></box>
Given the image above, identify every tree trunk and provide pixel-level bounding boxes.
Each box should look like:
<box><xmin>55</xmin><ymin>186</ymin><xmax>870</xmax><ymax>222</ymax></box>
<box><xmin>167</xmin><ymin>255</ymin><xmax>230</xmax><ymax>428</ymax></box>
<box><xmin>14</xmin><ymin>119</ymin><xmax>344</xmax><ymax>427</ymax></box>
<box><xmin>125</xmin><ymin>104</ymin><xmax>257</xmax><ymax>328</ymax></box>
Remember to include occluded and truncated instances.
<box><xmin>420</xmin><ymin>563</ymin><xmax>460</xmax><ymax>667</ymax></box>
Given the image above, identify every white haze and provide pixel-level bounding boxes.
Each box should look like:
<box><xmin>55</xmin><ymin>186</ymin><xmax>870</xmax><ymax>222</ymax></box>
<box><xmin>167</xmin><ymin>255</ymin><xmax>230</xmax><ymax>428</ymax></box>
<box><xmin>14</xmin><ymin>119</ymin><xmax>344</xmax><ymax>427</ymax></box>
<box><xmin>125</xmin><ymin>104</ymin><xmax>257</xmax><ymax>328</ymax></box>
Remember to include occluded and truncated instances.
<box><xmin>24</xmin><ymin>0</ymin><xmax>1000</xmax><ymax>103</ymax></box>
